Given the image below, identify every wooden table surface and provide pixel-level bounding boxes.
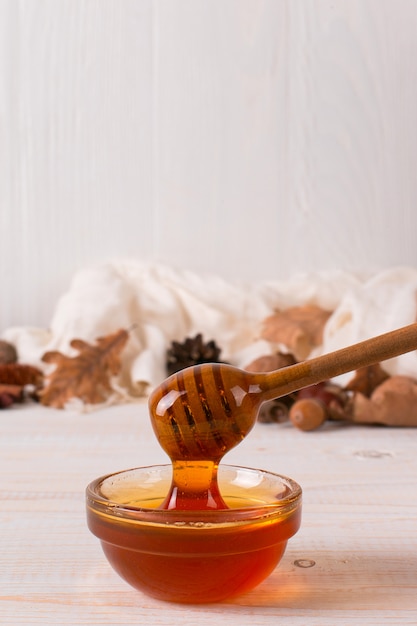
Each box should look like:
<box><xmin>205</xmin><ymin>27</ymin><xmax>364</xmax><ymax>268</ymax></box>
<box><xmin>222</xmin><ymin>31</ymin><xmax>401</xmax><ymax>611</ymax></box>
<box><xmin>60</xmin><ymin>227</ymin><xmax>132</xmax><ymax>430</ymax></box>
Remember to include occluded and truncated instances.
<box><xmin>1</xmin><ymin>400</ymin><xmax>417</xmax><ymax>625</ymax></box>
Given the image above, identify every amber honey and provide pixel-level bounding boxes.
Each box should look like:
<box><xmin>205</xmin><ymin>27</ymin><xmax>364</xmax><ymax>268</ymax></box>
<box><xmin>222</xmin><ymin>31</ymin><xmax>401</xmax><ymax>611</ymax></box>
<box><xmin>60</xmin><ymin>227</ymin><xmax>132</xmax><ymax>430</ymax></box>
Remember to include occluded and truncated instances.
<box><xmin>86</xmin><ymin>464</ymin><xmax>302</xmax><ymax>603</ymax></box>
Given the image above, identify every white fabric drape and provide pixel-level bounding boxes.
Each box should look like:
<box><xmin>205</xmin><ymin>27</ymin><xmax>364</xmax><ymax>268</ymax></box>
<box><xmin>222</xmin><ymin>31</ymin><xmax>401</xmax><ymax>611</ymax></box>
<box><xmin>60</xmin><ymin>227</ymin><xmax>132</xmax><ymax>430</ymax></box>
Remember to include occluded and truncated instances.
<box><xmin>3</xmin><ymin>260</ymin><xmax>417</xmax><ymax>406</ymax></box>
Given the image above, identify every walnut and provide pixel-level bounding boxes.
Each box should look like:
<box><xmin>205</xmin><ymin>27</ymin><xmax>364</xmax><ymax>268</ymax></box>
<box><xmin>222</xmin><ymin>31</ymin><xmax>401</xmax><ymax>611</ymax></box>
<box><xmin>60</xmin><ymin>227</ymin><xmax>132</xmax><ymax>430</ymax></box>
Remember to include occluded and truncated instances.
<box><xmin>348</xmin><ymin>375</ymin><xmax>417</xmax><ymax>426</ymax></box>
<box><xmin>0</xmin><ymin>340</ymin><xmax>18</xmax><ymax>365</ymax></box>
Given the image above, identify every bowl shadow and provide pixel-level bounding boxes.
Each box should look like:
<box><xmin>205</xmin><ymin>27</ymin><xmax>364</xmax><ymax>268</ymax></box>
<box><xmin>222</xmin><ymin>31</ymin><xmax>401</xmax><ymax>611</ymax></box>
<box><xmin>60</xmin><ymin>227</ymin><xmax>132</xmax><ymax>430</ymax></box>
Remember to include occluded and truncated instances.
<box><xmin>224</xmin><ymin>550</ymin><xmax>417</xmax><ymax>611</ymax></box>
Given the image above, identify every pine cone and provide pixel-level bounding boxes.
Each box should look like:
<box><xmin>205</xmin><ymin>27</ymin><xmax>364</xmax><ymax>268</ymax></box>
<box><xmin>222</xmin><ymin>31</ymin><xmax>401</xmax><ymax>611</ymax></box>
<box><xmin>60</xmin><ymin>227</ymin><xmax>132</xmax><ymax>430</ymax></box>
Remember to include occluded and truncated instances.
<box><xmin>166</xmin><ymin>333</ymin><xmax>222</xmax><ymax>376</ymax></box>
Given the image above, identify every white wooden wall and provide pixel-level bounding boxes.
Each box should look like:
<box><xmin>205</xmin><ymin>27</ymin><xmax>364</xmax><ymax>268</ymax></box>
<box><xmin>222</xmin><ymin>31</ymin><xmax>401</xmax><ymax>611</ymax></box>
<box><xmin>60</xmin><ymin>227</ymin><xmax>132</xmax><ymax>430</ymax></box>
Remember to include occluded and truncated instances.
<box><xmin>1</xmin><ymin>0</ymin><xmax>417</xmax><ymax>331</ymax></box>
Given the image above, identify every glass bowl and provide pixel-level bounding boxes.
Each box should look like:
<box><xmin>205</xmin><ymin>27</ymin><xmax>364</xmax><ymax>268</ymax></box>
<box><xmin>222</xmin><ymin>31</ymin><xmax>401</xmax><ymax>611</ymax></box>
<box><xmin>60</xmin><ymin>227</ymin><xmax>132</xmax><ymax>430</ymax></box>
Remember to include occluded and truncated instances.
<box><xmin>86</xmin><ymin>464</ymin><xmax>302</xmax><ymax>603</ymax></box>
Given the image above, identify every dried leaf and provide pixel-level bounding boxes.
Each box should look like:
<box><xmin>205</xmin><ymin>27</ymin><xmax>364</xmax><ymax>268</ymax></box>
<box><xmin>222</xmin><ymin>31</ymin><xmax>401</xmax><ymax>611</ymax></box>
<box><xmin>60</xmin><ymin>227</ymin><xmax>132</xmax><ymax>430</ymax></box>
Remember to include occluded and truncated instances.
<box><xmin>39</xmin><ymin>328</ymin><xmax>129</xmax><ymax>408</ymax></box>
<box><xmin>0</xmin><ymin>363</ymin><xmax>44</xmax><ymax>387</ymax></box>
<box><xmin>261</xmin><ymin>305</ymin><xmax>332</xmax><ymax>360</ymax></box>
<box><xmin>0</xmin><ymin>383</ymin><xmax>24</xmax><ymax>397</ymax></box>
<box><xmin>345</xmin><ymin>363</ymin><xmax>389</xmax><ymax>397</ymax></box>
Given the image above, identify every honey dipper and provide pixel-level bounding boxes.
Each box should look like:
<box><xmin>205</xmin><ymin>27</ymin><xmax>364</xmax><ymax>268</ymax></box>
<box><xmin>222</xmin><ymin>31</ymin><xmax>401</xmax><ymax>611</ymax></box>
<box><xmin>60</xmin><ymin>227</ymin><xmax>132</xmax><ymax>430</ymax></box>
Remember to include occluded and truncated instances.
<box><xmin>149</xmin><ymin>323</ymin><xmax>417</xmax><ymax>510</ymax></box>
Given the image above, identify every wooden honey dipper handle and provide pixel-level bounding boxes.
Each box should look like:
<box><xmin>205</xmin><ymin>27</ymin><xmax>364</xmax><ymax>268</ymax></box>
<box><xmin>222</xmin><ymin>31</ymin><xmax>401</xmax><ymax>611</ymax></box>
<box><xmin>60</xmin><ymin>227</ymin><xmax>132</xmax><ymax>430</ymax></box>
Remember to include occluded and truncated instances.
<box><xmin>257</xmin><ymin>322</ymin><xmax>417</xmax><ymax>401</ymax></box>
<box><xmin>149</xmin><ymin>323</ymin><xmax>417</xmax><ymax>462</ymax></box>
<box><xmin>149</xmin><ymin>323</ymin><xmax>417</xmax><ymax>510</ymax></box>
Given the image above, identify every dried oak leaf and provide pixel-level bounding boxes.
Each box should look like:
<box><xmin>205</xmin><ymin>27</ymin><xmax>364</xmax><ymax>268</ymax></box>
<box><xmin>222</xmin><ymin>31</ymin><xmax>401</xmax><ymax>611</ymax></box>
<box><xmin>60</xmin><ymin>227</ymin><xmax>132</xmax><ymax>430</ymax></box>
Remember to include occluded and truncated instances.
<box><xmin>39</xmin><ymin>328</ymin><xmax>129</xmax><ymax>408</ymax></box>
<box><xmin>261</xmin><ymin>304</ymin><xmax>332</xmax><ymax>361</ymax></box>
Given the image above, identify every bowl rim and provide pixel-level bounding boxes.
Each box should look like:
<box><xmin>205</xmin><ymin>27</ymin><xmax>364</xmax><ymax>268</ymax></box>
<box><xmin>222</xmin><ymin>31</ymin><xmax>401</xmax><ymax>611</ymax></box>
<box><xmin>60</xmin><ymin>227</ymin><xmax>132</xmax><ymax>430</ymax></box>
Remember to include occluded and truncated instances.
<box><xmin>86</xmin><ymin>463</ymin><xmax>302</xmax><ymax>524</ymax></box>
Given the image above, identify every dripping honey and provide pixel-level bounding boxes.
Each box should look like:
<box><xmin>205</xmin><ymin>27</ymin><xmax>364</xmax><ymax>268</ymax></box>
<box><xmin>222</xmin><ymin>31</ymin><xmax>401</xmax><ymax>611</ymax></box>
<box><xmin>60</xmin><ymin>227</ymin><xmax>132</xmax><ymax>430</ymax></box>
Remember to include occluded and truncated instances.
<box><xmin>160</xmin><ymin>461</ymin><xmax>228</xmax><ymax>510</ymax></box>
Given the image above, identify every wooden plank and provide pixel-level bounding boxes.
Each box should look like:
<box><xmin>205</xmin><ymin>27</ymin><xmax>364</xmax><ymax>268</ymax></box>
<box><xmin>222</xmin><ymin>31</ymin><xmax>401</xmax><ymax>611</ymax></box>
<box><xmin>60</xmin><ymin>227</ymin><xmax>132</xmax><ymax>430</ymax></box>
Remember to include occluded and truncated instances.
<box><xmin>2</xmin><ymin>0</ymin><xmax>417</xmax><ymax>331</ymax></box>
<box><xmin>1</xmin><ymin>402</ymin><xmax>416</xmax><ymax>623</ymax></box>
<box><xmin>0</xmin><ymin>0</ymin><xmax>153</xmax><ymax>330</ymax></box>
<box><xmin>286</xmin><ymin>0</ymin><xmax>417</xmax><ymax>274</ymax></box>
<box><xmin>153</xmin><ymin>0</ymin><xmax>289</xmax><ymax>283</ymax></box>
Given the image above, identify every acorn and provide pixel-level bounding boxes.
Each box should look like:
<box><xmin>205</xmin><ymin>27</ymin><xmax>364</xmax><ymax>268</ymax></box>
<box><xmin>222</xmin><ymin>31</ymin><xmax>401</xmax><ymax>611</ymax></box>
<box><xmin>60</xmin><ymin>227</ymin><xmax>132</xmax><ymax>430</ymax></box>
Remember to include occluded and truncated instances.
<box><xmin>289</xmin><ymin>398</ymin><xmax>327</xmax><ymax>431</ymax></box>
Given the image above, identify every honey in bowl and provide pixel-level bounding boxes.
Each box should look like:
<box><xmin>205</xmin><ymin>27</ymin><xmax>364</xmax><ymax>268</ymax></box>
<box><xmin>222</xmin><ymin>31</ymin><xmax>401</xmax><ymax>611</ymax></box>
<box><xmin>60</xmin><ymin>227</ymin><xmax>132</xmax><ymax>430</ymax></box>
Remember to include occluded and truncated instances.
<box><xmin>86</xmin><ymin>324</ymin><xmax>417</xmax><ymax>602</ymax></box>
<box><xmin>86</xmin><ymin>464</ymin><xmax>302</xmax><ymax>603</ymax></box>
